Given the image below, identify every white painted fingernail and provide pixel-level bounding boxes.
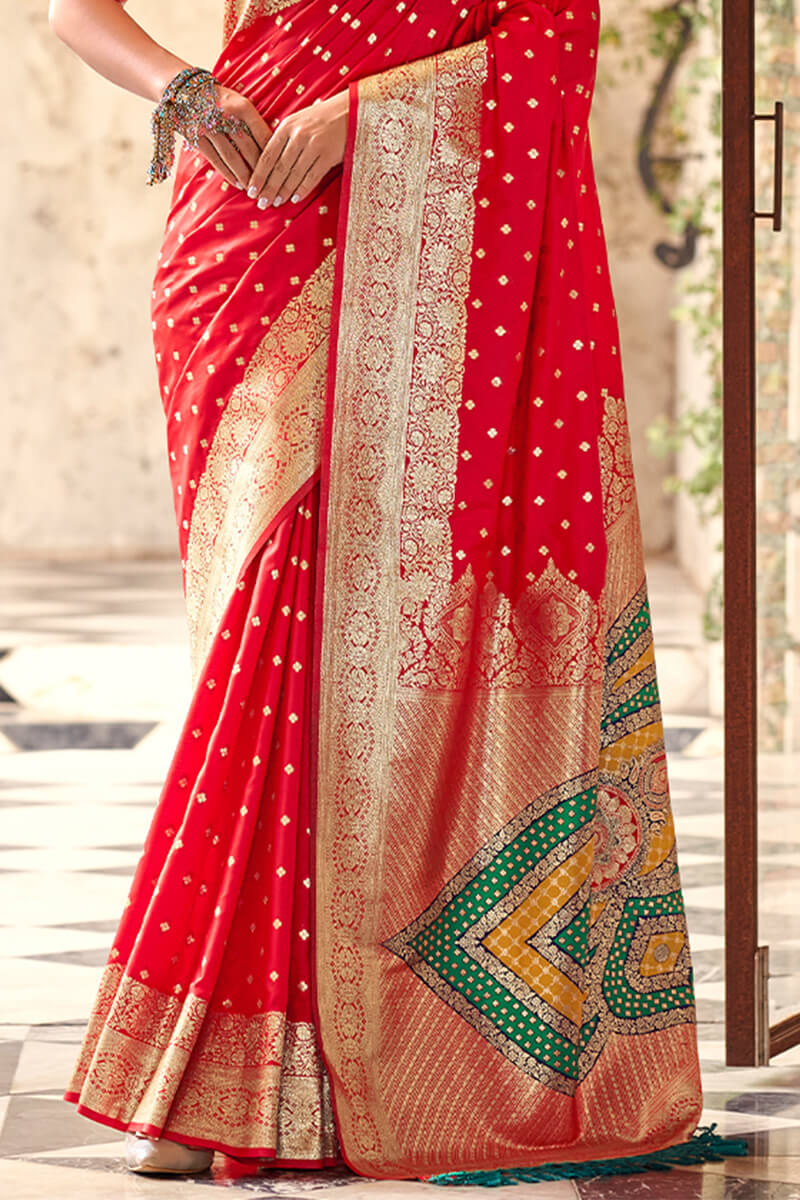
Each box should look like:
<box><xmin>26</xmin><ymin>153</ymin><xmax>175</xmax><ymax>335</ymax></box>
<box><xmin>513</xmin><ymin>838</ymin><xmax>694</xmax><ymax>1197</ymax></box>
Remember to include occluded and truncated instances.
<box><xmin>291</xmin><ymin>193</ymin><xmax>301</xmax><ymax>204</ymax></box>
<box><xmin>257</xmin><ymin>197</ymin><xmax>269</xmax><ymax>210</ymax></box>
<box><xmin>247</xmin><ymin>186</ymin><xmax>258</xmax><ymax>199</ymax></box>
<box><xmin>234</xmin><ymin>182</ymin><xmax>245</xmax><ymax>190</ymax></box>
<box><xmin>273</xmin><ymin>196</ymin><xmax>284</xmax><ymax>207</ymax></box>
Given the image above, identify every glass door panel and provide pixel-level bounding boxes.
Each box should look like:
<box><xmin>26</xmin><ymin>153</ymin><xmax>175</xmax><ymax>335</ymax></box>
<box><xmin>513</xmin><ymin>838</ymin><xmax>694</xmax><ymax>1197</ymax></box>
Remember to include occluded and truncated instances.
<box><xmin>754</xmin><ymin>0</ymin><xmax>800</xmax><ymax>1042</ymax></box>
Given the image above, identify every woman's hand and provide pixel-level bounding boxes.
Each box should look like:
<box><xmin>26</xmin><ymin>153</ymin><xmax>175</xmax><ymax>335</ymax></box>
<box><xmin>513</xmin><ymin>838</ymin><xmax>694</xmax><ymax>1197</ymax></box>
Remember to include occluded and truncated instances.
<box><xmin>195</xmin><ymin>85</ymin><xmax>273</xmax><ymax>191</ymax></box>
<box><xmin>246</xmin><ymin>90</ymin><xmax>349</xmax><ymax>208</ymax></box>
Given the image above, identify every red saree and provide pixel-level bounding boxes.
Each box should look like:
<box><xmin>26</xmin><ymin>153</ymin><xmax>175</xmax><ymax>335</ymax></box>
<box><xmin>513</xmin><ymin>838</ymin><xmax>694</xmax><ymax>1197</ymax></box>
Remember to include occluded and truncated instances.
<box><xmin>67</xmin><ymin>0</ymin><xmax>704</xmax><ymax>1179</ymax></box>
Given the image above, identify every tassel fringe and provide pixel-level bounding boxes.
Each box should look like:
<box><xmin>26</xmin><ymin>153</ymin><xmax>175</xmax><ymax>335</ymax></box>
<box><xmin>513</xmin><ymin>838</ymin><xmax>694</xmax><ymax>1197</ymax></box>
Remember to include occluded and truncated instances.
<box><xmin>426</xmin><ymin>1125</ymin><xmax>749</xmax><ymax>1187</ymax></box>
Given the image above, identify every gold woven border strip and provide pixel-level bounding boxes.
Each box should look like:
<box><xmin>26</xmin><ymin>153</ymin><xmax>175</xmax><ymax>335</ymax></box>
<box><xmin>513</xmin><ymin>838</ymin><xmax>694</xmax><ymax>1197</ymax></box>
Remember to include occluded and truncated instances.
<box><xmin>68</xmin><ymin>964</ymin><xmax>337</xmax><ymax>1159</ymax></box>
<box><xmin>223</xmin><ymin>0</ymin><xmax>302</xmax><ymax>41</ymax></box>
<box><xmin>316</xmin><ymin>43</ymin><xmax>487</xmax><ymax>1174</ymax></box>
<box><xmin>316</xmin><ymin>55</ymin><xmax>437</xmax><ymax>1172</ymax></box>
<box><xmin>186</xmin><ymin>254</ymin><xmax>334</xmax><ymax>675</ymax></box>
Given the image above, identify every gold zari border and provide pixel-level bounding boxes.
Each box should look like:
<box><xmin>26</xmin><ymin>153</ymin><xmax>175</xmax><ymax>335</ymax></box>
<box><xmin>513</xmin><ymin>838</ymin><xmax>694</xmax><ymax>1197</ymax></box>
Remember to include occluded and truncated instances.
<box><xmin>316</xmin><ymin>43</ymin><xmax>488</xmax><ymax>1172</ymax></box>
<box><xmin>223</xmin><ymin>0</ymin><xmax>302</xmax><ymax>41</ymax></box>
<box><xmin>68</xmin><ymin>964</ymin><xmax>337</xmax><ymax>1160</ymax></box>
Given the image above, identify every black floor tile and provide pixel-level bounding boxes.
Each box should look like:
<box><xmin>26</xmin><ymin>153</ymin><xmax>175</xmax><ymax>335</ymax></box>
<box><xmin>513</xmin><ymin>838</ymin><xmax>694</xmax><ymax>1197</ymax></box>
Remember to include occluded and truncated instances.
<box><xmin>0</xmin><ymin>1094</ymin><xmax>114</xmax><ymax>1155</ymax></box>
<box><xmin>703</xmin><ymin>1093</ymin><xmax>800</xmax><ymax>1120</ymax></box>
<box><xmin>49</xmin><ymin>920</ymin><xmax>120</xmax><ymax>935</ymax></box>
<box><xmin>23</xmin><ymin>948</ymin><xmax>109</xmax><ymax>968</ymax></box>
<box><xmin>664</xmin><ymin>728</ymin><xmax>704</xmax><ymax>754</ymax></box>
<box><xmin>0</xmin><ymin>1043</ymin><xmax>23</xmax><ymax>1096</ymax></box>
<box><xmin>0</xmin><ymin>722</ymin><xmax>156</xmax><ymax>752</ymax></box>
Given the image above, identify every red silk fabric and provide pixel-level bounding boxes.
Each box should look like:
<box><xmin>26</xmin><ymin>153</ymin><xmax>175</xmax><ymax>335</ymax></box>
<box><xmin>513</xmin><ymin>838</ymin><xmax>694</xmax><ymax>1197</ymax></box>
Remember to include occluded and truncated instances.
<box><xmin>67</xmin><ymin>0</ymin><xmax>702</xmax><ymax>1177</ymax></box>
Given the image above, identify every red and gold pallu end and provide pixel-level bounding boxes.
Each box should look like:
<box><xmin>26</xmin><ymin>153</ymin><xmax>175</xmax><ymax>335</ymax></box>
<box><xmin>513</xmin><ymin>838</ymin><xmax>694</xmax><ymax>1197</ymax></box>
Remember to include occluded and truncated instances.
<box><xmin>314</xmin><ymin>0</ymin><xmax>702</xmax><ymax>1180</ymax></box>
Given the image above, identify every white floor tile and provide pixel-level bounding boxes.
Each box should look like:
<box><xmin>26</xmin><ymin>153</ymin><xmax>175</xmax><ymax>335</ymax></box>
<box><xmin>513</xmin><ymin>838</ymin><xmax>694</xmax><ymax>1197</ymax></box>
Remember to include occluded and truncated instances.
<box><xmin>0</xmin><ymin>849</ymin><xmax>139</xmax><ymax>874</ymax></box>
<box><xmin>0</xmin><ymin>645</ymin><xmax>189</xmax><ymax>721</ymax></box>
<box><xmin>9</xmin><ymin>1039</ymin><xmax>83</xmax><ymax>1095</ymax></box>
<box><xmin>0</xmin><ymin>750</ymin><xmax>160</xmax><ymax>787</ymax></box>
<box><xmin>0</xmin><ymin>1026</ymin><xmax>30</xmax><ymax>1043</ymax></box>
<box><xmin>0</xmin><ymin>872</ymin><xmax>129</xmax><ymax>932</ymax></box>
<box><xmin>314</xmin><ymin>1183</ymin><xmax>579</xmax><ymax>1200</ymax></box>
<box><xmin>699</xmin><ymin>1107</ymin><xmax>800</xmax><ymax>1135</ymax></box>
<box><xmin>671</xmin><ymin>814</ymin><xmax>724</xmax><ymax>839</ymax></box>
<box><xmin>31</xmin><ymin>1141</ymin><xmax>122</xmax><ymax>1161</ymax></box>
<box><xmin>699</xmin><ymin>1063</ymin><xmax>800</xmax><ymax>1092</ymax></box>
<box><xmin>0</xmin><ymin>805</ymin><xmax>151</xmax><ymax>850</ymax></box>
<box><xmin>680</xmin><ymin>885</ymin><xmax>726</xmax><ymax>910</ymax></box>
<box><xmin>684</xmin><ymin>933</ymin><xmax>725</xmax><ymax>952</ymax></box>
<box><xmin>0</xmin><ymin>926</ymin><xmax>111</xmax><ymax>959</ymax></box>
<box><xmin>693</xmin><ymin>980</ymin><xmax>725</xmax><ymax>1002</ymax></box>
<box><xmin>0</xmin><ymin>958</ymin><xmax>107</xmax><ymax>1025</ymax></box>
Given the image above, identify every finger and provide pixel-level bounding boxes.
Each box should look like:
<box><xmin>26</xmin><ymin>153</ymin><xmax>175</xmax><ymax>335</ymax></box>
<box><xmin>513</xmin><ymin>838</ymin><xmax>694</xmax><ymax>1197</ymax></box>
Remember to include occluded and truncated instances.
<box><xmin>257</xmin><ymin>137</ymin><xmax>306</xmax><ymax>207</ymax></box>
<box><xmin>218</xmin><ymin>91</ymin><xmax>271</xmax><ymax>149</ymax></box>
<box><xmin>196</xmin><ymin>135</ymin><xmax>240</xmax><ymax>187</ymax></box>
<box><xmin>206</xmin><ymin>131</ymin><xmax>252</xmax><ymax>188</ymax></box>
<box><xmin>247</xmin><ymin>126</ymin><xmax>294</xmax><ymax>202</ymax></box>
<box><xmin>229</xmin><ymin>126</ymin><xmax>262</xmax><ymax>173</ymax></box>
<box><xmin>281</xmin><ymin>152</ymin><xmax>325</xmax><ymax>205</ymax></box>
<box><xmin>238</xmin><ymin>105</ymin><xmax>271</xmax><ymax>150</ymax></box>
<box><xmin>288</xmin><ymin>155</ymin><xmax>335</xmax><ymax>204</ymax></box>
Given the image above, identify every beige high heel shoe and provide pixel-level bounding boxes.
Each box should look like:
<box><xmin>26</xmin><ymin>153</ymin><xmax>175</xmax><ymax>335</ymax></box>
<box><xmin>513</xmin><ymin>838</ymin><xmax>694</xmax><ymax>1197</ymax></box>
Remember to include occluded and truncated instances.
<box><xmin>125</xmin><ymin>1131</ymin><xmax>214</xmax><ymax>1174</ymax></box>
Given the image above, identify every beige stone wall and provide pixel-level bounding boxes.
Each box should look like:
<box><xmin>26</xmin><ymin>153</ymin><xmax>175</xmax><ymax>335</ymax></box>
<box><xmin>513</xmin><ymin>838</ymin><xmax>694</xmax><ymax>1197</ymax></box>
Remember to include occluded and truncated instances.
<box><xmin>3</xmin><ymin>2</ymin><xmax>220</xmax><ymax>558</ymax></box>
<box><xmin>3</xmin><ymin>0</ymin><xmax>676</xmax><ymax>557</ymax></box>
<box><xmin>591</xmin><ymin>0</ymin><xmax>682</xmax><ymax>555</ymax></box>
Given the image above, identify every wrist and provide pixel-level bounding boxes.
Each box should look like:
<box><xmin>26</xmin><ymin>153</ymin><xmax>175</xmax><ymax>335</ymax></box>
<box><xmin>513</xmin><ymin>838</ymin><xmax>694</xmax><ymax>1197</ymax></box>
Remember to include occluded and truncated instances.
<box><xmin>148</xmin><ymin>53</ymin><xmax>196</xmax><ymax>103</ymax></box>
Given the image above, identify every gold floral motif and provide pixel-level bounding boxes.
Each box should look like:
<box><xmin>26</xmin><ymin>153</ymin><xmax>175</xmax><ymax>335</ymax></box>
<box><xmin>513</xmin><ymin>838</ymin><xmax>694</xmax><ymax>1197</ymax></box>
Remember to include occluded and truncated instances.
<box><xmin>186</xmin><ymin>255</ymin><xmax>334</xmax><ymax>675</ymax></box>
<box><xmin>68</xmin><ymin>964</ymin><xmax>337</xmax><ymax>1160</ymax></box>
<box><xmin>398</xmin><ymin>50</ymin><xmax>485</xmax><ymax>618</ymax></box>
<box><xmin>400</xmin><ymin>559</ymin><xmax>603</xmax><ymax>688</ymax></box>
<box><xmin>598</xmin><ymin>387</ymin><xmax>637</xmax><ymax>532</ymax></box>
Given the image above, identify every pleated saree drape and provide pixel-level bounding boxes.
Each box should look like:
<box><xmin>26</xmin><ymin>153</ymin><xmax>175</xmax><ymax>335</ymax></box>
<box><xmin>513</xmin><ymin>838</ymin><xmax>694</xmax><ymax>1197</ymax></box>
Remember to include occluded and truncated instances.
<box><xmin>67</xmin><ymin>0</ymin><xmax>703</xmax><ymax>1179</ymax></box>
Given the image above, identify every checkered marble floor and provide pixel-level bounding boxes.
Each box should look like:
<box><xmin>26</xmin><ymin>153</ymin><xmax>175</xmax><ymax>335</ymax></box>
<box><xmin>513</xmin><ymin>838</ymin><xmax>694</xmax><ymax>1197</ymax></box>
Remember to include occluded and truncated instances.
<box><xmin>1</xmin><ymin>556</ymin><xmax>799</xmax><ymax>1199</ymax></box>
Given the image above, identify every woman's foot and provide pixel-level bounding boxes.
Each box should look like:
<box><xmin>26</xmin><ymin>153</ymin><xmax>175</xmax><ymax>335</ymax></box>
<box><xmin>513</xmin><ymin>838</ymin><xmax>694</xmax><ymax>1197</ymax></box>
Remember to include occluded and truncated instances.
<box><xmin>125</xmin><ymin>1131</ymin><xmax>214</xmax><ymax>1175</ymax></box>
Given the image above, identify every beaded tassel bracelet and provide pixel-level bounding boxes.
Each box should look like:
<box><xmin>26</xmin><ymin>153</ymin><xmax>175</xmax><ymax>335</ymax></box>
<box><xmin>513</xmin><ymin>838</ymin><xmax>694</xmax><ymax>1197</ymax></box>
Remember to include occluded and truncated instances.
<box><xmin>147</xmin><ymin>67</ymin><xmax>249</xmax><ymax>185</ymax></box>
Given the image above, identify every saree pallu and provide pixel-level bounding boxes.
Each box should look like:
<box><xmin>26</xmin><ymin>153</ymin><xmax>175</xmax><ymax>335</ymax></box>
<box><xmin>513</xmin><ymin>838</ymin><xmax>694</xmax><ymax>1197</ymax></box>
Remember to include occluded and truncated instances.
<box><xmin>67</xmin><ymin>0</ymin><xmax>704</xmax><ymax>1178</ymax></box>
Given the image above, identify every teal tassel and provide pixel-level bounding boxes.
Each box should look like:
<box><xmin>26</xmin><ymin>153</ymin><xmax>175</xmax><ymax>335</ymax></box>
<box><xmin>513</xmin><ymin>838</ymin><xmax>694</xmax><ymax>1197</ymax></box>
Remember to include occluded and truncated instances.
<box><xmin>426</xmin><ymin>1125</ymin><xmax>749</xmax><ymax>1187</ymax></box>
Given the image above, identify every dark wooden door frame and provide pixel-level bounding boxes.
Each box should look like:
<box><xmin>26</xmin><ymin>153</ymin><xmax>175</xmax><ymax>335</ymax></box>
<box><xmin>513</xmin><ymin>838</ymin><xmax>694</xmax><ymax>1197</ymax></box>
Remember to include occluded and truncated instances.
<box><xmin>722</xmin><ymin>0</ymin><xmax>796</xmax><ymax>1066</ymax></box>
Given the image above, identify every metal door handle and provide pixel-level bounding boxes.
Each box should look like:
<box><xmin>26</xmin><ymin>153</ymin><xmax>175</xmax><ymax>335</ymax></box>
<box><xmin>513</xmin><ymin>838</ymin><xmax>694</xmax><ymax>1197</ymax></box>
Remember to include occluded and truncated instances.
<box><xmin>753</xmin><ymin>101</ymin><xmax>783</xmax><ymax>232</ymax></box>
